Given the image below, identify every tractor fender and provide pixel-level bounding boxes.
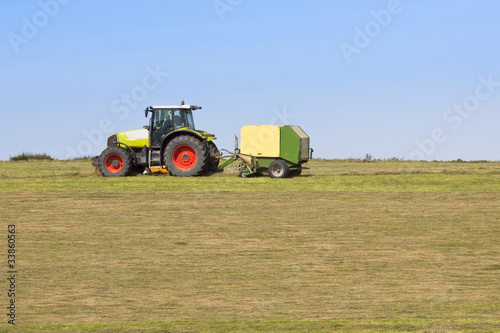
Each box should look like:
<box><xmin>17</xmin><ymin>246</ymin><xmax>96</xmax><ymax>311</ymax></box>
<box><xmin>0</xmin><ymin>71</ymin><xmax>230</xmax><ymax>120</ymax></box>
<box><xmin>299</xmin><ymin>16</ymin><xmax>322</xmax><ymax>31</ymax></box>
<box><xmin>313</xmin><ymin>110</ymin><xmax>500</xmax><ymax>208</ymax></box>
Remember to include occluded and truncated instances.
<box><xmin>114</xmin><ymin>141</ymin><xmax>139</xmax><ymax>166</ymax></box>
<box><xmin>160</xmin><ymin>130</ymin><xmax>213</xmax><ymax>151</ymax></box>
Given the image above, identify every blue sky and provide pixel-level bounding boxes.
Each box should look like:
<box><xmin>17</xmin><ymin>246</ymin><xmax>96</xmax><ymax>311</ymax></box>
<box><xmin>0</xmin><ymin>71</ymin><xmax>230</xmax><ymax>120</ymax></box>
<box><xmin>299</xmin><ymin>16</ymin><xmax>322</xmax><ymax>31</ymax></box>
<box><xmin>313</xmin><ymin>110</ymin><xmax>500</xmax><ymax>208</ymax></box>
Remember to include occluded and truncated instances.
<box><xmin>1</xmin><ymin>1</ymin><xmax>500</xmax><ymax>161</ymax></box>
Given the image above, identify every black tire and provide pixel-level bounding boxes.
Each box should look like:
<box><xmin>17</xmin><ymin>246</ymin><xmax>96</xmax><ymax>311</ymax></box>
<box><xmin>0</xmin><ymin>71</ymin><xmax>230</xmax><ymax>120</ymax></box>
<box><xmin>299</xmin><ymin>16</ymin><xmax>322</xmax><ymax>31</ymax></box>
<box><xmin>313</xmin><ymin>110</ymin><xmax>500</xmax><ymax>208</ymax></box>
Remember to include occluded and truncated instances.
<box><xmin>206</xmin><ymin>141</ymin><xmax>221</xmax><ymax>173</ymax></box>
<box><xmin>239</xmin><ymin>171</ymin><xmax>250</xmax><ymax>178</ymax></box>
<box><xmin>268</xmin><ymin>160</ymin><xmax>290</xmax><ymax>178</ymax></box>
<box><xmin>289</xmin><ymin>166</ymin><xmax>302</xmax><ymax>177</ymax></box>
<box><xmin>98</xmin><ymin>146</ymin><xmax>134</xmax><ymax>177</ymax></box>
<box><xmin>164</xmin><ymin>135</ymin><xmax>209</xmax><ymax>177</ymax></box>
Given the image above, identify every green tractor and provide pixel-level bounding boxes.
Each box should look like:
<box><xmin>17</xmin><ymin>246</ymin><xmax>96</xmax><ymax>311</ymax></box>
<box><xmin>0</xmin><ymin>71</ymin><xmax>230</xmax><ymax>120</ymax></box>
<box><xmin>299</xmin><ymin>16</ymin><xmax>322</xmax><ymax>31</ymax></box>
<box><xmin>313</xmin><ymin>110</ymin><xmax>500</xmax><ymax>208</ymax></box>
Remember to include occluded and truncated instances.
<box><xmin>92</xmin><ymin>104</ymin><xmax>220</xmax><ymax>177</ymax></box>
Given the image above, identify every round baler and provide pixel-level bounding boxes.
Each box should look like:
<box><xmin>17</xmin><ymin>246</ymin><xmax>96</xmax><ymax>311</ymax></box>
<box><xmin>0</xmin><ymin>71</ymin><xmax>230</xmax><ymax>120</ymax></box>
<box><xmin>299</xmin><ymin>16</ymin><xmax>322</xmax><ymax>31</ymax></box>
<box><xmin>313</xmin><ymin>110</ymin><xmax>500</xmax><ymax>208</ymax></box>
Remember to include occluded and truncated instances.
<box><xmin>218</xmin><ymin>125</ymin><xmax>313</xmax><ymax>178</ymax></box>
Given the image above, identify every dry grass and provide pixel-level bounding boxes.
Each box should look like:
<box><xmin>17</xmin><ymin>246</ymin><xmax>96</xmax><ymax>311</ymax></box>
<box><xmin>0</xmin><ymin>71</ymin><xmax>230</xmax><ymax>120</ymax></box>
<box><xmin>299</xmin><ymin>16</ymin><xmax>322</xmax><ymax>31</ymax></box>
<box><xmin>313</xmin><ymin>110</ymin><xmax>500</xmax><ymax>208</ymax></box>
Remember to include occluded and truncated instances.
<box><xmin>0</xmin><ymin>159</ymin><xmax>499</xmax><ymax>331</ymax></box>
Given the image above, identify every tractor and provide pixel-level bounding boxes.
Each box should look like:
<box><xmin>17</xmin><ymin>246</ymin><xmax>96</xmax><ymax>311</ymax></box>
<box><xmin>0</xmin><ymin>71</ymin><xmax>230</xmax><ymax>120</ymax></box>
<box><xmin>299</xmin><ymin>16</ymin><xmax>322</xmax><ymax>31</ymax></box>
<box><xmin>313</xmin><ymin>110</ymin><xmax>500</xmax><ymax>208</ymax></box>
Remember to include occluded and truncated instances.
<box><xmin>92</xmin><ymin>103</ymin><xmax>220</xmax><ymax>177</ymax></box>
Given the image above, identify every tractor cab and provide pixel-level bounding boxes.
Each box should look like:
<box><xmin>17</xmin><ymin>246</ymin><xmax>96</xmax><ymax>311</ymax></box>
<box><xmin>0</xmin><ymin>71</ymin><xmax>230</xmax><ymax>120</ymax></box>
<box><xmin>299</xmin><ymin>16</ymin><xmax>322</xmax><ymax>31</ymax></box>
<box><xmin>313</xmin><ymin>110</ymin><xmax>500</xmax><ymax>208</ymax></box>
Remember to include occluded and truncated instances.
<box><xmin>146</xmin><ymin>105</ymin><xmax>201</xmax><ymax>146</ymax></box>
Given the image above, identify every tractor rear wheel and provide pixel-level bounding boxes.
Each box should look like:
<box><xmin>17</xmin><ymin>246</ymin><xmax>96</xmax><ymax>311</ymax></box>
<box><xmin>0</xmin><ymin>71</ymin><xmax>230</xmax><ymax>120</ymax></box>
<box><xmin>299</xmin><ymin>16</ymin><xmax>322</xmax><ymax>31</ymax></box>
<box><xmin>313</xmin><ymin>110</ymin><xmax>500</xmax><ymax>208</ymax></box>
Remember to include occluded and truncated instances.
<box><xmin>164</xmin><ymin>135</ymin><xmax>209</xmax><ymax>177</ymax></box>
<box><xmin>98</xmin><ymin>146</ymin><xmax>134</xmax><ymax>177</ymax></box>
<box><xmin>268</xmin><ymin>159</ymin><xmax>290</xmax><ymax>178</ymax></box>
<box><xmin>206</xmin><ymin>141</ymin><xmax>221</xmax><ymax>174</ymax></box>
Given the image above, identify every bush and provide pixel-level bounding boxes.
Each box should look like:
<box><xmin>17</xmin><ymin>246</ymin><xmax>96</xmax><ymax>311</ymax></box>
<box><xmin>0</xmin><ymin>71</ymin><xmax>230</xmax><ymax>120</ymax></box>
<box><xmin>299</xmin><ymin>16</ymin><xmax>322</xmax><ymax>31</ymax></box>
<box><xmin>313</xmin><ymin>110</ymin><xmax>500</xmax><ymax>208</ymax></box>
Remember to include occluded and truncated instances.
<box><xmin>9</xmin><ymin>152</ymin><xmax>54</xmax><ymax>161</ymax></box>
<box><xmin>68</xmin><ymin>156</ymin><xmax>94</xmax><ymax>161</ymax></box>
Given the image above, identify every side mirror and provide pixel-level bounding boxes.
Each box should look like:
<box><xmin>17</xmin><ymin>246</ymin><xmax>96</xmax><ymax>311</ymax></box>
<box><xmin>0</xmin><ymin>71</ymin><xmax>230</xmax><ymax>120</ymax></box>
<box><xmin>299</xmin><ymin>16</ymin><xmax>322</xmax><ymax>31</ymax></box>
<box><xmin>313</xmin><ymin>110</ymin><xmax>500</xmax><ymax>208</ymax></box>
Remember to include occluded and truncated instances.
<box><xmin>144</xmin><ymin>106</ymin><xmax>152</xmax><ymax>117</ymax></box>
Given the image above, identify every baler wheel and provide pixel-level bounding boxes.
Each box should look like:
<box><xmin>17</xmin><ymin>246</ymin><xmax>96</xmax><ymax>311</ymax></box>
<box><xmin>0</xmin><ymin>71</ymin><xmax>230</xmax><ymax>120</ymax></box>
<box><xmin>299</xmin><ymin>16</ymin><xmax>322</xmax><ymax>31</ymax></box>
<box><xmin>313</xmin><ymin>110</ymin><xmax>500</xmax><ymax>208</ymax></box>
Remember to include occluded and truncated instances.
<box><xmin>268</xmin><ymin>159</ymin><xmax>290</xmax><ymax>178</ymax></box>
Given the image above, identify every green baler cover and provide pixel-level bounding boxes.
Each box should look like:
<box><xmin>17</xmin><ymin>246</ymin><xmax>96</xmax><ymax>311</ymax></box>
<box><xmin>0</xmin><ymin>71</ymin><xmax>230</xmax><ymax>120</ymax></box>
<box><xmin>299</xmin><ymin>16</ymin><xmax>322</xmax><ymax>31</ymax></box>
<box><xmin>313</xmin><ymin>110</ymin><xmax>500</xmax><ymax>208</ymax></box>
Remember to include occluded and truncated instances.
<box><xmin>280</xmin><ymin>126</ymin><xmax>310</xmax><ymax>165</ymax></box>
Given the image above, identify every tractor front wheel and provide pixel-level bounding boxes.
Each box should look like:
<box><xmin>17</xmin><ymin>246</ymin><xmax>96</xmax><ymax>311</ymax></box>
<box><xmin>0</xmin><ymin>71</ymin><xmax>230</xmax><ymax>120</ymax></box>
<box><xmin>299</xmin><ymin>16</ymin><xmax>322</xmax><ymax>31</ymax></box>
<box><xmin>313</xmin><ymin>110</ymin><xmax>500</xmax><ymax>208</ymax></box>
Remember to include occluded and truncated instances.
<box><xmin>98</xmin><ymin>146</ymin><xmax>134</xmax><ymax>177</ymax></box>
<box><xmin>268</xmin><ymin>159</ymin><xmax>290</xmax><ymax>178</ymax></box>
<box><xmin>164</xmin><ymin>135</ymin><xmax>209</xmax><ymax>177</ymax></box>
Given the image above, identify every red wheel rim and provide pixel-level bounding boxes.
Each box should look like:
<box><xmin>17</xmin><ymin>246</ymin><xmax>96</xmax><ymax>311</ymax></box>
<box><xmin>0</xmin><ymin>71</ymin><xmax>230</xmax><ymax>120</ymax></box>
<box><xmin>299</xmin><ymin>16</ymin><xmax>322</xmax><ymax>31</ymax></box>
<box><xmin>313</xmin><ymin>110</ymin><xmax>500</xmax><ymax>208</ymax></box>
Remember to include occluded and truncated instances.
<box><xmin>172</xmin><ymin>145</ymin><xmax>197</xmax><ymax>170</ymax></box>
<box><xmin>104</xmin><ymin>154</ymin><xmax>124</xmax><ymax>173</ymax></box>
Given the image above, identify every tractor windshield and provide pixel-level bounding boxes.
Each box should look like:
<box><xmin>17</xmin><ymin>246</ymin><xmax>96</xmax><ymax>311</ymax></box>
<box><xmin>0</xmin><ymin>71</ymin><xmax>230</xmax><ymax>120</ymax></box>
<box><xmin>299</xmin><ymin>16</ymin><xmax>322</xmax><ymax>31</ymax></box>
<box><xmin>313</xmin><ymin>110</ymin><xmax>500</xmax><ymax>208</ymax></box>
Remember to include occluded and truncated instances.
<box><xmin>186</xmin><ymin>111</ymin><xmax>195</xmax><ymax>130</ymax></box>
<box><xmin>172</xmin><ymin>110</ymin><xmax>195</xmax><ymax>130</ymax></box>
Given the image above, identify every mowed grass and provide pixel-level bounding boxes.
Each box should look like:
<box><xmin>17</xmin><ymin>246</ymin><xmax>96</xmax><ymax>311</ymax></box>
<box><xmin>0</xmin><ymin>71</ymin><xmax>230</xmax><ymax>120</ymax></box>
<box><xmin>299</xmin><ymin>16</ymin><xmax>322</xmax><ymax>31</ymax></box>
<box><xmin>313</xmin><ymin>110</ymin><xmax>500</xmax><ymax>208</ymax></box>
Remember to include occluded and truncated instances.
<box><xmin>1</xmin><ymin>159</ymin><xmax>500</xmax><ymax>332</ymax></box>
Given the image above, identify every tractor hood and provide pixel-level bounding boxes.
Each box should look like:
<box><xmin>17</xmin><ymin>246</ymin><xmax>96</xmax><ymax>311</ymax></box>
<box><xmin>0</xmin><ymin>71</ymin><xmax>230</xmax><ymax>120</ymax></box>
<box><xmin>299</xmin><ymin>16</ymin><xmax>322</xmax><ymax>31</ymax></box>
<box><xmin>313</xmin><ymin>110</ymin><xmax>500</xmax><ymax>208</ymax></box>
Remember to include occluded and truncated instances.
<box><xmin>108</xmin><ymin>129</ymin><xmax>149</xmax><ymax>149</ymax></box>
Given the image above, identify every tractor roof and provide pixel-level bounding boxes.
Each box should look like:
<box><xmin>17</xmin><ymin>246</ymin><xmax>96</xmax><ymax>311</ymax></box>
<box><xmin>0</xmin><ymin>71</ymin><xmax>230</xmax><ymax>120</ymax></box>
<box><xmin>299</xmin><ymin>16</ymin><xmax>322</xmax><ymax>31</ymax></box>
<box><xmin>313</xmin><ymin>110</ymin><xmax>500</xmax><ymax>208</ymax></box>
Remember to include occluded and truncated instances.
<box><xmin>150</xmin><ymin>105</ymin><xmax>202</xmax><ymax>110</ymax></box>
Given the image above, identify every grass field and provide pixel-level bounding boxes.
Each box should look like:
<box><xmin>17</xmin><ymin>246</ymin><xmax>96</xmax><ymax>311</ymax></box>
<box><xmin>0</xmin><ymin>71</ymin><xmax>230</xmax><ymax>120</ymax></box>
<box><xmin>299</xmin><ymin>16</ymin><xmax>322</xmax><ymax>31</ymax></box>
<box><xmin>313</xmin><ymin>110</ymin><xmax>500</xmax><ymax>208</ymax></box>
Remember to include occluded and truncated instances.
<box><xmin>1</xmin><ymin>159</ymin><xmax>500</xmax><ymax>332</ymax></box>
